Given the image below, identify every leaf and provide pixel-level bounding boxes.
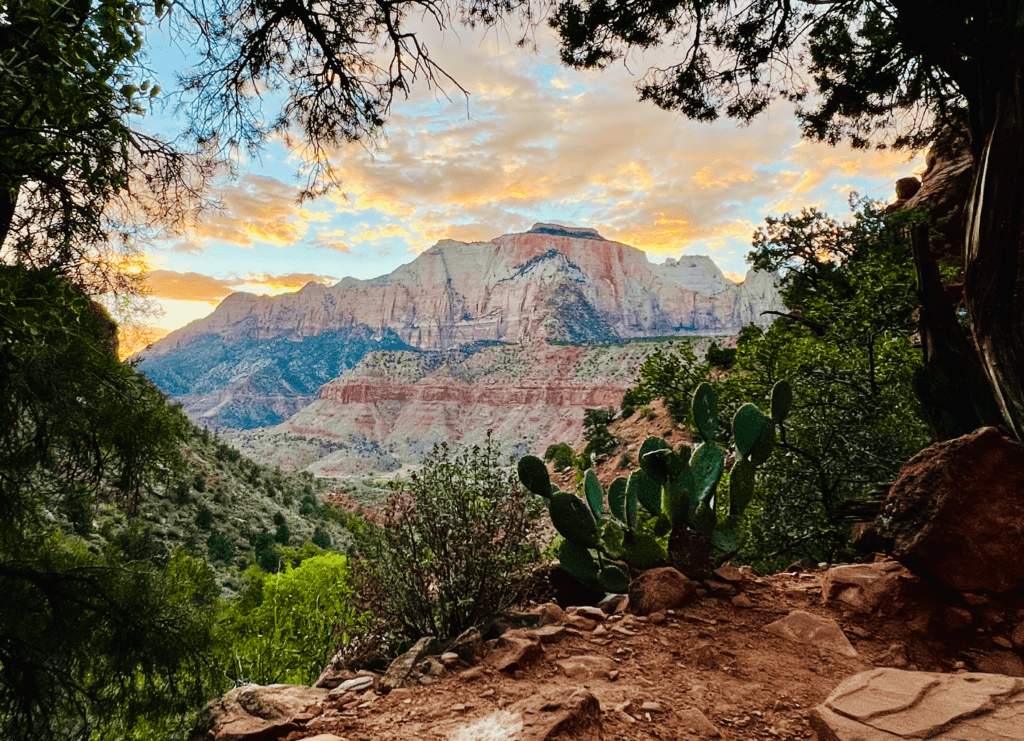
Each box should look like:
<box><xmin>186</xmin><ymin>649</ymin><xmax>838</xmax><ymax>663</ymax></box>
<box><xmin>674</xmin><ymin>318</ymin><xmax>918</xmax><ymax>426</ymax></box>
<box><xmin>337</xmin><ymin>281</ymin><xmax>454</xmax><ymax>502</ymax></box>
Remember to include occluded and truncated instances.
<box><xmin>771</xmin><ymin>380</ymin><xmax>793</xmax><ymax>424</ymax></box>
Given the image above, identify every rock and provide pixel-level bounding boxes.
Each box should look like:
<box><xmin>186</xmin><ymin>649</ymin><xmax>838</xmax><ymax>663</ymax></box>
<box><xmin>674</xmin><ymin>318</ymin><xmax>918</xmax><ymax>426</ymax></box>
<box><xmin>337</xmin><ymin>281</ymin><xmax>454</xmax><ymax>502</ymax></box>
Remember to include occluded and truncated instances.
<box><xmin>628</xmin><ymin>567</ymin><xmax>698</xmax><ymax>615</ymax></box>
<box><xmin>312</xmin><ymin>653</ymin><xmax>355</xmax><ymax>690</ymax></box>
<box><xmin>597</xmin><ymin>593</ymin><xmax>627</xmax><ymax>614</ymax></box>
<box><xmin>440</xmin><ymin>652</ymin><xmax>460</xmax><ymax>666</ymax></box>
<box><xmin>784</xmin><ymin>558</ymin><xmax>816</xmax><ymax>573</ymax></box>
<box><xmin>530</xmin><ymin>625</ymin><xmax>568</xmax><ymax>644</ymax></box>
<box><xmin>820</xmin><ymin>561</ymin><xmax>914</xmax><ymax>613</ymax></box>
<box><xmin>564</xmin><ymin>615</ymin><xmax>598</xmax><ymax>631</ymax></box>
<box><xmin>327</xmin><ymin>676</ymin><xmax>374</xmax><ymax>696</ymax></box>
<box><xmin>872</xmin><ymin>643</ymin><xmax>909</xmax><ymax>669</ymax></box>
<box><xmin>297</xmin><ymin>736</ymin><xmax>345</xmax><ymax>741</ymax></box>
<box><xmin>649</xmin><ymin>611</ymin><xmax>666</xmax><ymax>624</ymax></box>
<box><xmin>420</xmin><ymin>656</ymin><xmax>446</xmax><ymax>677</ymax></box>
<box><xmin>573</xmin><ymin>606</ymin><xmax>606</xmax><ymax>622</ymax></box>
<box><xmin>878</xmin><ymin>427</ymin><xmax>1024</xmax><ymax>592</ymax></box>
<box><xmin>639</xmin><ymin>701</ymin><xmax>664</xmax><ymax>713</ymax></box>
<box><xmin>448</xmin><ymin>627</ymin><xmax>484</xmax><ymax>664</ymax></box>
<box><xmin>731</xmin><ymin>594</ymin><xmax>754</xmax><ymax>609</ymax></box>
<box><xmin>1011</xmin><ymin>622</ymin><xmax>1024</xmax><ymax>648</ymax></box>
<box><xmin>692</xmin><ymin>642</ymin><xmax>718</xmax><ymax>670</ymax></box>
<box><xmin>713</xmin><ymin>564</ymin><xmax>745</xmax><ymax>583</ymax></box>
<box><xmin>190</xmin><ymin>684</ymin><xmax>328</xmax><ymax>741</ymax></box>
<box><xmin>458</xmin><ymin>666</ymin><xmax>486</xmax><ymax>682</ymax></box>
<box><xmin>677</xmin><ymin>708</ymin><xmax>722</xmax><ymax>737</ymax></box>
<box><xmin>763</xmin><ymin>610</ymin><xmax>858</xmax><ymax>657</ymax></box>
<box><xmin>809</xmin><ymin>668</ymin><xmax>1024</xmax><ymax>740</ymax></box>
<box><xmin>944</xmin><ymin>605</ymin><xmax>973</xmax><ymax>631</ymax></box>
<box><xmin>895</xmin><ymin>177</ymin><xmax>922</xmax><ymax>200</ymax></box>
<box><xmin>704</xmin><ymin>579</ymin><xmax>737</xmax><ymax>597</ymax></box>
<box><xmin>533</xmin><ymin>603</ymin><xmax>565</xmax><ymax>626</ymax></box>
<box><xmin>967</xmin><ymin>650</ymin><xmax>1024</xmax><ymax>677</ymax></box>
<box><xmin>554</xmin><ymin>655</ymin><xmax>618</xmax><ymax>680</ymax></box>
<box><xmin>487</xmin><ymin>632</ymin><xmax>544</xmax><ymax>673</ymax></box>
<box><xmin>509</xmin><ymin>688</ymin><xmax>603</xmax><ymax>741</ymax></box>
<box><xmin>380</xmin><ymin>636</ymin><xmax>437</xmax><ymax>692</ymax></box>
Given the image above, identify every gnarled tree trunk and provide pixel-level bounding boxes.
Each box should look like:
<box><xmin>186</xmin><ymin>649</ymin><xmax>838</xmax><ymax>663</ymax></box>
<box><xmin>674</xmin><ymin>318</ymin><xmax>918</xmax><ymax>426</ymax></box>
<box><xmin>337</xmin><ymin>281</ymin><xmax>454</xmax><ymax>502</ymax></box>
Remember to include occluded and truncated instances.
<box><xmin>964</xmin><ymin>55</ymin><xmax>1024</xmax><ymax>442</ymax></box>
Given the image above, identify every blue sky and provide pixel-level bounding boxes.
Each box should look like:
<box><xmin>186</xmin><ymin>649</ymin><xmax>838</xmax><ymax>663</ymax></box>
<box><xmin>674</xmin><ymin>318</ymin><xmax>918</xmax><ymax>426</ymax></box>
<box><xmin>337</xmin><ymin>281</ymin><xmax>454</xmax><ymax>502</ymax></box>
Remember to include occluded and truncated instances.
<box><xmin>132</xmin><ymin>15</ymin><xmax>924</xmax><ymax>350</ymax></box>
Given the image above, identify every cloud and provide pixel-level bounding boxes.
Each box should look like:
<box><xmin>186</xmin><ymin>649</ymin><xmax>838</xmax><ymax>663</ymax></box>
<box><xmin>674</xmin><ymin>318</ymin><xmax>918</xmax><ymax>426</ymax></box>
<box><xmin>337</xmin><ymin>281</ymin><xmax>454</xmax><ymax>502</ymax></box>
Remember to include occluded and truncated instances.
<box><xmin>187</xmin><ymin>174</ymin><xmax>309</xmax><ymax>247</ymax></box>
<box><xmin>145</xmin><ymin>270</ymin><xmax>337</xmax><ymax>303</ymax></box>
<box><xmin>303</xmin><ymin>23</ymin><xmax>923</xmax><ymax>263</ymax></box>
<box><xmin>146</xmin><ymin>270</ymin><xmax>234</xmax><ymax>303</ymax></box>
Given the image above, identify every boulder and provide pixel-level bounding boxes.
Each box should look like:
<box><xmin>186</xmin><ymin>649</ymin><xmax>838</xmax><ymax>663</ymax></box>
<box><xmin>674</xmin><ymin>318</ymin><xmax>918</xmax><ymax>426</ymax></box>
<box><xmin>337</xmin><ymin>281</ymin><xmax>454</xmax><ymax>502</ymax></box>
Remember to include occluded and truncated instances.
<box><xmin>820</xmin><ymin>561</ymin><xmax>915</xmax><ymax>614</ymax></box>
<box><xmin>628</xmin><ymin>567</ymin><xmax>698</xmax><ymax>615</ymax></box>
<box><xmin>877</xmin><ymin>427</ymin><xmax>1024</xmax><ymax>592</ymax></box>
<box><xmin>487</xmin><ymin>631</ymin><xmax>545</xmax><ymax>674</ymax></box>
<box><xmin>190</xmin><ymin>684</ymin><xmax>328</xmax><ymax>741</ymax></box>
<box><xmin>763</xmin><ymin>610</ymin><xmax>858</xmax><ymax>658</ymax></box>
<box><xmin>380</xmin><ymin>635</ymin><xmax>438</xmax><ymax>692</ymax></box>
<box><xmin>810</xmin><ymin>668</ymin><xmax>1024</xmax><ymax>740</ymax></box>
<box><xmin>511</xmin><ymin>688</ymin><xmax>603</xmax><ymax>741</ymax></box>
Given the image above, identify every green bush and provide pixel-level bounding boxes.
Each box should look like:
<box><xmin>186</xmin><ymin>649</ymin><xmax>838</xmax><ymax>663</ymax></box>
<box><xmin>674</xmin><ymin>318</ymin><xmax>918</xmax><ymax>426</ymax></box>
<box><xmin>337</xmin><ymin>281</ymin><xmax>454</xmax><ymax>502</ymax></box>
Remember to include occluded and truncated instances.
<box><xmin>544</xmin><ymin>443</ymin><xmax>575</xmax><ymax>471</ymax></box>
<box><xmin>218</xmin><ymin>553</ymin><xmax>364</xmax><ymax>685</ymax></box>
<box><xmin>355</xmin><ymin>438</ymin><xmax>542</xmax><ymax>644</ymax></box>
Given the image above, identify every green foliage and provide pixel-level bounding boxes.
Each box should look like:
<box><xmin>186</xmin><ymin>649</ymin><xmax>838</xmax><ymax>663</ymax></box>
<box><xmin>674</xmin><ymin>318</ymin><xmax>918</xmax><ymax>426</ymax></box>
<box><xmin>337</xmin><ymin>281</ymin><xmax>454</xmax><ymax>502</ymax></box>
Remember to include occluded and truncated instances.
<box><xmin>0</xmin><ymin>0</ymin><xmax>211</xmax><ymax>300</ymax></box>
<box><xmin>544</xmin><ymin>442</ymin><xmax>576</xmax><ymax>471</ymax></box>
<box><xmin>355</xmin><ymin>438</ymin><xmax>542</xmax><ymax>643</ymax></box>
<box><xmin>0</xmin><ymin>267</ymin><xmax>224</xmax><ymax>740</ymax></box>
<box><xmin>706</xmin><ymin>342</ymin><xmax>737</xmax><ymax>369</ymax></box>
<box><xmin>729</xmin><ymin>201</ymin><xmax>929</xmax><ymax>569</ymax></box>
<box><xmin>522</xmin><ymin>379</ymin><xmax>790</xmax><ymax>585</ymax></box>
<box><xmin>582</xmin><ymin>407</ymin><xmax>618</xmax><ymax>459</ymax></box>
<box><xmin>218</xmin><ymin>554</ymin><xmax>363</xmax><ymax>686</ymax></box>
<box><xmin>622</xmin><ymin>345</ymin><xmax>709</xmax><ymax>424</ymax></box>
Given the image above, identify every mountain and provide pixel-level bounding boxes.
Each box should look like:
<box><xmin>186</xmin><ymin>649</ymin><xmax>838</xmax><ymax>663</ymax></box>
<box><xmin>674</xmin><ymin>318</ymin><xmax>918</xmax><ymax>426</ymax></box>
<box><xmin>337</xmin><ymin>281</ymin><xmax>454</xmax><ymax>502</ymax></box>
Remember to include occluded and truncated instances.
<box><xmin>223</xmin><ymin>340</ymin><xmax>681</xmax><ymax>477</ymax></box>
<box><xmin>139</xmin><ymin>223</ymin><xmax>782</xmax><ymax>435</ymax></box>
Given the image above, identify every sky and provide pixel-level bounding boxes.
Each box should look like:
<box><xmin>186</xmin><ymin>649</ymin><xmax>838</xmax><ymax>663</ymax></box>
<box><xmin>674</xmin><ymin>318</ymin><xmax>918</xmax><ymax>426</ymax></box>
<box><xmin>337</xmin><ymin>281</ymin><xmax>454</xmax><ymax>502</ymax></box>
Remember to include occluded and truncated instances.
<box><xmin>131</xmin><ymin>15</ymin><xmax>925</xmax><ymax>354</ymax></box>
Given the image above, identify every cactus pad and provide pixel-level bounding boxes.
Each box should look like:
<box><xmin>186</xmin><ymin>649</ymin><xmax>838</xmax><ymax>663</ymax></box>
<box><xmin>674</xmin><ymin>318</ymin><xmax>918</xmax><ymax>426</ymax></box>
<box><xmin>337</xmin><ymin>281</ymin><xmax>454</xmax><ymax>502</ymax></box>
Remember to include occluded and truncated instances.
<box><xmin>584</xmin><ymin>468</ymin><xmax>604</xmax><ymax>517</ymax></box>
<box><xmin>628</xmin><ymin>468</ymin><xmax>662</xmax><ymax>517</ymax></box>
<box><xmin>607</xmin><ymin>477</ymin><xmax>628</xmax><ymax>522</ymax></box>
<box><xmin>733</xmin><ymin>403</ymin><xmax>769</xmax><ymax>459</ymax></box>
<box><xmin>693</xmin><ymin>383</ymin><xmax>719</xmax><ymax>442</ymax></box>
<box><xmin>559</xmin><ymin>539</ymin><xmax>599</xmax><ymax>585</ymax></box>
<box><xmin>549</xmin><ymin>492</ymin><xmax>600</xmax><ymax>548</ymax></box>
<box><xmin>517</xmin><ymin>455</ymin><xmax>551</xmax><ymax>498</ymax></box>
<box><xmin>771</xmin><ymin>380</ymin><xmax>793</xmax><ymax>424</ymax></box>
<box><xmin>639</xmin><ymin>437</ymin><xmax>672</xmax><ymax>483</ymax></box>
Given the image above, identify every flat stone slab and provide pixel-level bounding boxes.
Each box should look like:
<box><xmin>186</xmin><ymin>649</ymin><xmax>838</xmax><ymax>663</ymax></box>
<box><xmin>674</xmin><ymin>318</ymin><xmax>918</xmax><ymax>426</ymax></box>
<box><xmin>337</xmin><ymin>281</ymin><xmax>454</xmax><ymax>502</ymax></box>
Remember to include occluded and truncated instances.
<box><xmin>555</xmin><ymin>655</ymin><xmax>618</xmax><ymax>680</ymax></box>
<box><xmin>763</xmin><ymin>610</ymin><xmax>858</xmax><ymax>657</ymax></box>
<box><xmin>810</xmin><ymin>668</ymin><xmax>1024</xmax><ymax>740</ymax></box>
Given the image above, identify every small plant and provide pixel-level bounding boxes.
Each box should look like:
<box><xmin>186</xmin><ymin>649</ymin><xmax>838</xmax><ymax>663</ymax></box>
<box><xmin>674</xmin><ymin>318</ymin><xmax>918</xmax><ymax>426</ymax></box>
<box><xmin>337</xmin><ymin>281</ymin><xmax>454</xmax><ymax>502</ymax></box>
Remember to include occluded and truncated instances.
<box><xmin>544</xmin><ymin>443</ymin><xmax>576</xmax><ymax>471</ymax></box>
<box><xmin>355</xmin><ymin>437</ymin><xmax>542</xmax><ymax>643</ymax></box>
<box><xmin>518</xmin><ymin>381</ymin><xmax>792</xmax><ymax>586</ymax></box>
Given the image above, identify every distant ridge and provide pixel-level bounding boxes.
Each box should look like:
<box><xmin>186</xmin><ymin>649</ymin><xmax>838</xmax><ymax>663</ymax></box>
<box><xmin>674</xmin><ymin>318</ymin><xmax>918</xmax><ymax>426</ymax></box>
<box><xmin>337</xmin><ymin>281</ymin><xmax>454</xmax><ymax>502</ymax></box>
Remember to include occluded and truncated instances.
<box><xmin>138</xmin><ymin>223</ymin><xmax>783</xmax><ymax>432</ymax></box>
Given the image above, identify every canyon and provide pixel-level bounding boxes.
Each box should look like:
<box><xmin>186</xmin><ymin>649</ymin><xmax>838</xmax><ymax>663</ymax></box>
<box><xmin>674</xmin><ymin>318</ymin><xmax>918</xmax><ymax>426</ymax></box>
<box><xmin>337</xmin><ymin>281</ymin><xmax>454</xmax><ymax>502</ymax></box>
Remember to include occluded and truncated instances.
<box><xmin>139</xmin><ymin>224</ymin><xmax>783</xmax><ymax>475</ymax></box>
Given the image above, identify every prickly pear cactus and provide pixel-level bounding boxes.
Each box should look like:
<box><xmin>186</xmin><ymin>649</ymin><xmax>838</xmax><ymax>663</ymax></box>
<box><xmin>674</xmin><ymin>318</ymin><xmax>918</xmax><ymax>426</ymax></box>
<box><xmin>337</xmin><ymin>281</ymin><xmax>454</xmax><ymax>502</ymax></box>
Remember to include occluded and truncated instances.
<box><xmin>516</xmin><ymin>379</ymin><xmax>794</xmax><ymax>586</ymax></box>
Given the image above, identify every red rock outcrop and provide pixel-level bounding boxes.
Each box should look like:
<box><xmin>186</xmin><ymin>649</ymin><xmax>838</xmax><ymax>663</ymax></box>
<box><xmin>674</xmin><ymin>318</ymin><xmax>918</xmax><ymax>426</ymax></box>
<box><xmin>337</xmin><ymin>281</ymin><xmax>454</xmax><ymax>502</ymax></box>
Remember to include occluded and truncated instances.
<box><xmin>878</xmin><ymin>426</ymin><xmax>1024</xmax><ymax>592</ymax></box>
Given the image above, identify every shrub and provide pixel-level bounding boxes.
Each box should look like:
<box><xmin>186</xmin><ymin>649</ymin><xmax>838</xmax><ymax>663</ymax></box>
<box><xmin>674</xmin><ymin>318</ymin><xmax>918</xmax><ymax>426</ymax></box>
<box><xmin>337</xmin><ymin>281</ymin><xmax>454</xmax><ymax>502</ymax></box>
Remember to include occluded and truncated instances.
<box><xmin>544</xmin><ymin>443</ymin><xmax>575</xmax><ymax>471</ymax></box>
<box><xmin>195</xmin><ymin>504</ymin><xmax>213</xmax><ymax>531</ymax></box>
<box><xmin>355</xmin><ymin>437</ymin><xmax>542</xmax><ymax>644</ymax></box>
<box><xmin>207</xmin><ymin>530</ymin><xmax>232</xmax><ymax>564</ymax></box>
<box><xmin>219</xmin><ymin>554</ymin><xmax>364</xmax><ymax>685</ymax></box>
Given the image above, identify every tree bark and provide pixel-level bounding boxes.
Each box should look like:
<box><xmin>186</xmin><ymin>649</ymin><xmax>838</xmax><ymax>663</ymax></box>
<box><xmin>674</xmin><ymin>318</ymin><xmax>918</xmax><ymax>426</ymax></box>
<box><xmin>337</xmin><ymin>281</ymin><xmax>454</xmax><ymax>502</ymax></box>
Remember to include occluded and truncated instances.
<box><xmin>964</xmin><ymin>56</ymin><xmax>1024</xmax><ymax>441</ymax></box>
